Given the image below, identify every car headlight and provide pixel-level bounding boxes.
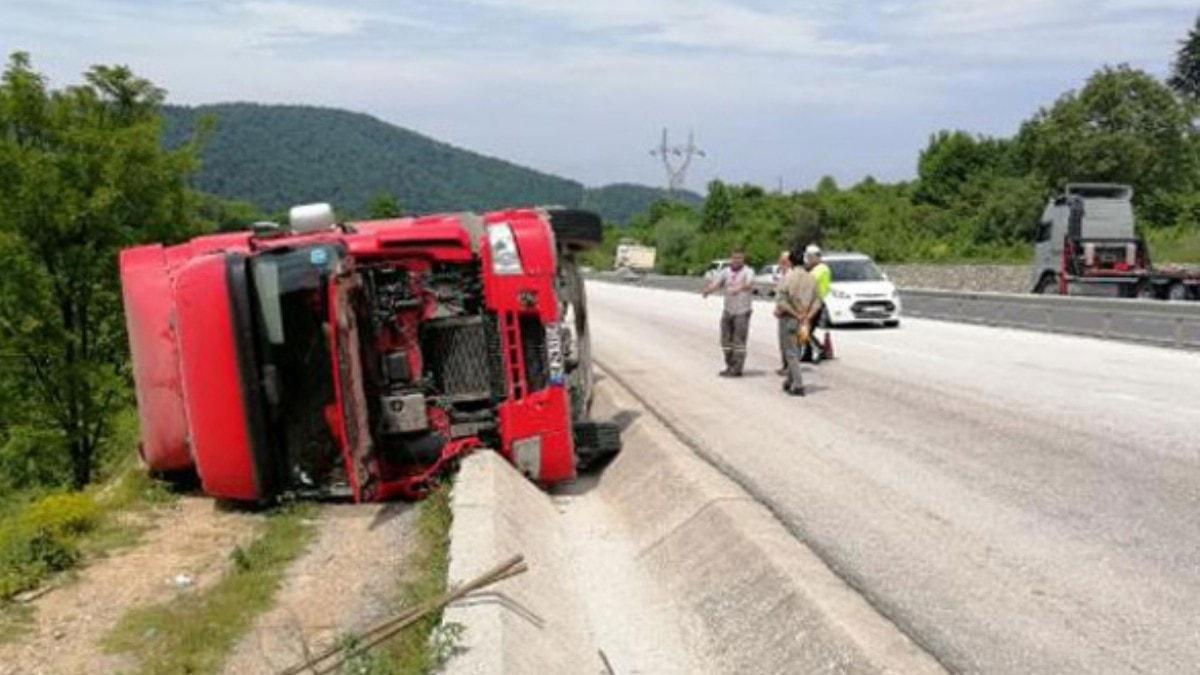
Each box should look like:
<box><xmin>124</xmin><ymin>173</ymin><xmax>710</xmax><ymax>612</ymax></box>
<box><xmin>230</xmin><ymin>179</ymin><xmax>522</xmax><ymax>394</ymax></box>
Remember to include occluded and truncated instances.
<box><xmin>488</xmin><ymin>223</ymin><xmax>523</xmax><ymax>275</ymax></box>
<box><xmin>830</xmin><ymin>288</ymin><xmax>850</xmax><ymax>299</ymax></box>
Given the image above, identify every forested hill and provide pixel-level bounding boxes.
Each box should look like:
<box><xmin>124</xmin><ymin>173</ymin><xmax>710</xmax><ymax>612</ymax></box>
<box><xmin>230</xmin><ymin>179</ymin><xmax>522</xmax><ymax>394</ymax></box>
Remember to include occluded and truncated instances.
<box><xmin>162</xmin><ymin>103</ymin><xmax>698</xmax><ymax>222</ymax></box>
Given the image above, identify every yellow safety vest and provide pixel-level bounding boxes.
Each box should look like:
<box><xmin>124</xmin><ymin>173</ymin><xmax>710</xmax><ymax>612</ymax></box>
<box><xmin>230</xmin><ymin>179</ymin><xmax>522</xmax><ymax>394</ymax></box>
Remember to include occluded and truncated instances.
<box><xmin>812</xmin><ymin>262</ymin><xmax>832</xmax><ymax>300</ymax></box>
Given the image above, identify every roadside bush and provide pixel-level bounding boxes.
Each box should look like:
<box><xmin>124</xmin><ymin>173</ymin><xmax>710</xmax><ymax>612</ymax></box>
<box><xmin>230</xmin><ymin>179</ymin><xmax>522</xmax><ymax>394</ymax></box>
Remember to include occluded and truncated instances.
<box><xmin>21</xmin><ymin>492</ymin><xmax>102</xmax><ymax>537</ymax></box>
<box><xmin>0</xmin><ymin>492</ymin><xmax>101</xmax><ymax>599</ymax></box>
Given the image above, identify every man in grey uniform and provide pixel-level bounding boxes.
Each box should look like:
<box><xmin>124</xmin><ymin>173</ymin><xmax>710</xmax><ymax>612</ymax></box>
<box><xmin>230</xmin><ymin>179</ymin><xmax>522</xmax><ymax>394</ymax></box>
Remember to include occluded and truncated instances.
<box><xmin>702</xmin><ymin>250</ymin><xmax>754</xmax><ymax>377</ymax></box>
<box><xmin>775</xmin><ymin>248</ymin><xmax>821</xmax><ymax>396</ymax></box>
<box><xmin>773</xmin><ymin>250</ymin><xmax>793</xmax><ymax>375</ymax></box>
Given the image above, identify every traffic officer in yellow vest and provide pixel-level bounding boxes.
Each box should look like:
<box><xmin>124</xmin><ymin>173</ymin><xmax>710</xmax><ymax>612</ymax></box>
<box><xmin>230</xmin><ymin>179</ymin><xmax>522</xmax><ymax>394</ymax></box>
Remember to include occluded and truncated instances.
<box><xmin>803</xmin><ymin>244</ymin><xmax>832</xmax><ymax>362</ymax></box>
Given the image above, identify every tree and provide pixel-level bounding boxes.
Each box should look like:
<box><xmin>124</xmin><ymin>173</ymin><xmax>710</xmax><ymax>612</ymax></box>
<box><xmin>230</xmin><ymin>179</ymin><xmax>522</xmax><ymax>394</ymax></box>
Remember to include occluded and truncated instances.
<box><xmin>1015</xmin><ymin>65</ymin><xmax>1200</xmax><ymax>198</ymax></box>
<box><xmin>1169</xmin><ymin>15</ymin><xmax>1200</xmax><ymax>101</ymax></box>
<box><xmin>0</xmin><ymin>53</ymin><xmax>201</xmax><ymax>487</ymax></box>
<box><xmin>701</xmin><ymin>180</ymin><xmax>733</xmax><ymax>231</ymax></box>
<box><xmin>915</xmin><ymin>131</ymin><xmax>1011</xmax><ymax>206</ymax></box>
<box><xmin>367</xmin><ymin>191</ymin><xmax>403</xmax><ymax>219</ymax></box>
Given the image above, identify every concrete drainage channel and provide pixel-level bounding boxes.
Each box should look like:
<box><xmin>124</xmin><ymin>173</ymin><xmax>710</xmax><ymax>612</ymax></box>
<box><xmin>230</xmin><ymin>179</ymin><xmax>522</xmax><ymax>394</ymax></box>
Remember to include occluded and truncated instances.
<box><xmin>441</xmin><ymin>372</ymin><xmax>946</xmax><ymax>674</ymax></box>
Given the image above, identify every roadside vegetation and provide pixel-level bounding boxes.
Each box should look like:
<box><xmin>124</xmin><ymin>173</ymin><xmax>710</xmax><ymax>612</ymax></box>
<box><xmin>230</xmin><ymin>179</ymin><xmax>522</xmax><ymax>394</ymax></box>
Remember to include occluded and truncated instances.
<box><xmin>337</xmin><ymin>483</ymin><xmax>460</xmax><ymax>675</ymax></box>
<box><xmin>590</xmin><ymin>16</ymin><xmax>1200</xmax><ymax>272</ymax></box>
<box><xmin>0</xmin><ymin>410</ymin><xmax>174</xmax><ymax>636</ymax></box>
<box><xmin>101</xmin><ymin>504</ymin><xmax>317</xmax><ymax>674</ymax></box>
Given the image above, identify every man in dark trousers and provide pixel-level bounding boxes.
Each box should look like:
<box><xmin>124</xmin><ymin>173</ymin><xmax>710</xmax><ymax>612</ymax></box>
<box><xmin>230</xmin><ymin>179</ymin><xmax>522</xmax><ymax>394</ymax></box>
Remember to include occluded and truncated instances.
<box><xmin>702</xmin><ymin>250</ymin><xmax>755</xmax><ymax>377</ymax></box>
<box><xmin>775</xmin><ymin>248</ymin><xmax>821</xmax><ymax>396</ymax></box>
<box><xmin>773</xmin><ymin>250</ymin><xmax>794</xmax><ymax>375</ymax></box>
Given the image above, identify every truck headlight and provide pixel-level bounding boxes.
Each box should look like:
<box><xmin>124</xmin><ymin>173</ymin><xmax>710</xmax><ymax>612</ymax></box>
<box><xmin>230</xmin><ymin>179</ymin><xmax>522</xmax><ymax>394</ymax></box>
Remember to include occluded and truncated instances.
<box><xmin>488</xmin><ymin>223</ymin><xmax>523</xmax><ymax>275</ymax></box>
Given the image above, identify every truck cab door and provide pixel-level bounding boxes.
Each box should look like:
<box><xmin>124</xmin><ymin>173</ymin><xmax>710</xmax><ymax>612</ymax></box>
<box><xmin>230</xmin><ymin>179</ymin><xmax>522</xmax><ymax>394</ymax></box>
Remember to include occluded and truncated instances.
<box><xmin>173</xmin><ymin>253</ymin><xmax>274</xmax><ymax>502</ymax></box>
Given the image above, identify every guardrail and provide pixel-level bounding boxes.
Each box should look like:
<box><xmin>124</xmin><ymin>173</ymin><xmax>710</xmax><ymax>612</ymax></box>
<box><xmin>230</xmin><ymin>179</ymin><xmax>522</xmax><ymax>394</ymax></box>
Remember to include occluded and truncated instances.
<box><xmin>900</xmin><ymin>288</ymin><xmax>1200</xmax><ymax>349</ymax></box>
<box><xmin>587</xmin><ymin>272</ymin><xmax>1200</xmax><ymax>350</ymax></box>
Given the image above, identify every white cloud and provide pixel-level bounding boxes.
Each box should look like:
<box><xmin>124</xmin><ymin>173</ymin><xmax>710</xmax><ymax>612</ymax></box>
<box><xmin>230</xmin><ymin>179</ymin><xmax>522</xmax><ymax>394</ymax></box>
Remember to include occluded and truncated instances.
<box><xmin>237</xmin><ymin>1</ymin><xmax>372</xmax><ymax>37</ymax></box>
<box><xmin>469</xmin><ymin>0</ymin><xmax>882</xmax><ymax>57</ymax></box>
<box><xmin>2</xmin><ymin>0</ymin><xmax>1197</xmax><ymax>189</ymax></box>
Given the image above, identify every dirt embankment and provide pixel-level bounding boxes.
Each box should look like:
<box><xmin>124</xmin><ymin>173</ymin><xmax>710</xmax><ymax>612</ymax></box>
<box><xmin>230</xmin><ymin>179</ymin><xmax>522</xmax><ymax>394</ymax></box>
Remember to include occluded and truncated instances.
<box><xmin>882</xmin><ymin>264</ymin><xmax>1030</xmax><ymax>294</ymax></box>
<box><xmin>2</xmin><ymin>496</ymin><xmax>420</xmax><ymax>675</ymax></box>
<box><xmin>221</xmin><ymin>502</ymin><xmax>418</xmax><ymax>675</ymax></box>
<box><xmin>0</xmin><ymin>498</ymin><xmax>262</xmax><ymax>675</ymax></box>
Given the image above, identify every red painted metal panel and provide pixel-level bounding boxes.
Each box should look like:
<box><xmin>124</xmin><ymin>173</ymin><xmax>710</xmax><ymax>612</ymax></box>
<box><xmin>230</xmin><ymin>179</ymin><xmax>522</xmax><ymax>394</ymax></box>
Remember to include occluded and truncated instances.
<box><xmin>173</xmin><ymin>254</ymin><xmax>260</xmax><ymax>501</ymax></box>
<box><xmin>480</xmin><ymin>209</ymin><xmax>577</xmax><ymax>484</ymax></box>
<box><xmin>119</xmin><ymin>245</ymin><xmax>192</xmax><ymax>472</ymax></box>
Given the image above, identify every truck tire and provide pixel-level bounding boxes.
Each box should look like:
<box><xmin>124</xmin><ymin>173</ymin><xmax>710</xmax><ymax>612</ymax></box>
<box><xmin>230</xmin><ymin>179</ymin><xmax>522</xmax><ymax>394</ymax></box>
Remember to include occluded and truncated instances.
<box><xmin>1033</xmin><ymin>273</ymin><xmax>1057</xmax><ymax>295</ymax></box>
<box><xmin>1167</xmin><ymin>283</ymin><xmax>1188</xmax><ymax>301</ymax></box>
<box><xmin>1135</xmin><ymin>282</ymin><xmax>1158</xmax><ymax>300</ymax></box>
<box><xmin>556</xmin><ymin>255</ymin><xmax>594</xmax><ymax>422</ymax></box>
<box><xmin>548</xmin><ymin>209</ymin><xmax>603</xmax><ymax>249</ymax></box>
<box><xmin>573</xmin><ymin>421</ymin><xmax>621</xmax><ymax>470</ymax></box>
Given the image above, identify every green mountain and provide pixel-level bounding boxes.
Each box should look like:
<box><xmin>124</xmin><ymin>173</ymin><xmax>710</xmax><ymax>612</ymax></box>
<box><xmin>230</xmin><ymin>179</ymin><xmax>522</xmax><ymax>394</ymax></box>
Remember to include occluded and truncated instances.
<box><xmin>162</xmin><ymin>103</ymin><xmax>699</xmax><ymax>223</ymax></box>
<box><xmin>582</xmin><ymin>183</ymin><xmax>701</xmax><ymax>224</ymax></box>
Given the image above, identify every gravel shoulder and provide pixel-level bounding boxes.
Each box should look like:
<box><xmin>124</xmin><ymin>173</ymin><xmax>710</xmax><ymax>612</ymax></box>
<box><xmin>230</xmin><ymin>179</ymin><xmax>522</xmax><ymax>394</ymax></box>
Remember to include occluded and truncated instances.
<box><xmin>221</xmin><ymin>502</ymin><xmax>418</xmax><ymax>674</ymax></box>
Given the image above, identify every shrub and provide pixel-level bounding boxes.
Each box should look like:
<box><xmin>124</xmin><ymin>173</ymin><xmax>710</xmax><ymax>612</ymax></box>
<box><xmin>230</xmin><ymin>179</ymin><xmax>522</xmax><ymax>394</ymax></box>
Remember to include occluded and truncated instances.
<box><xmin>0</xmin><ymin>492</ymin><xmax>101</xmax><ymax>599</ymax></box>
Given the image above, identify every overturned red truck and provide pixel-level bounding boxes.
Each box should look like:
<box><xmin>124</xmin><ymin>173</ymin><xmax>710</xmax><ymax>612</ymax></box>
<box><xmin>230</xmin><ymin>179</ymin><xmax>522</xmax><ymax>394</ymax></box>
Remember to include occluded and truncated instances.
<box><xmin>119</xmin><ymin>204</ymin><xmax>618</xmax><ymax>503</ymax></box>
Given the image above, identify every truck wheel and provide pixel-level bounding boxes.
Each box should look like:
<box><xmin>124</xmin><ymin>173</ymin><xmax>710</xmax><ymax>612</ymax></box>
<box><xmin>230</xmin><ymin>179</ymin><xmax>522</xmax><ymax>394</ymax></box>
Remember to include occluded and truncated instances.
<box><xmin>556</xmin><ymin>255</ymin><xmax>594</xmax><ymax>423</ymax></box>
<box><xmin>1033</xmin><ymin>273</ymin><xmax>1057</xmax><ymax>294</ymax></box>
<box><xmin>1167</xmin><ymin>283</ymin><xmax>1188</xmax><ymax>301</ymax></box>
<box><xmin>1135</xmin><ymin>283</ymin><xmax>1157</xmax><ymax>300</ymax></box>
<box><xmin>573</xmin><ymin>421</ymin><xmax>621</xmax><ymax>470</ymax></box>
<box><xmin>547</xmin><ymin>209</ymin><xmax>603</xmax><ymax>249</ymax></box>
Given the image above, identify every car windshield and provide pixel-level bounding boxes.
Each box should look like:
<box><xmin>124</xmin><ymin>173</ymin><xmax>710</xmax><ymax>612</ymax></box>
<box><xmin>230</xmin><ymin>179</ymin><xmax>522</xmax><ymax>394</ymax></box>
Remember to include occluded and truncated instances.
<box><xmin>829</xmin><ymin>259</ymin><xmax>885</xmax><ymax>282</ymax></box>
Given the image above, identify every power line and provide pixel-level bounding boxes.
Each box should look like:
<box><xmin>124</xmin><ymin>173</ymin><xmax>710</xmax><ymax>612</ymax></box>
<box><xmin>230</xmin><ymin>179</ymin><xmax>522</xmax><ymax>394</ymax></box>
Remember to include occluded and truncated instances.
<box><xmin>649</xmin><ymin>128</ymin><xmax>706</xmax><ymax>196</ymax></box>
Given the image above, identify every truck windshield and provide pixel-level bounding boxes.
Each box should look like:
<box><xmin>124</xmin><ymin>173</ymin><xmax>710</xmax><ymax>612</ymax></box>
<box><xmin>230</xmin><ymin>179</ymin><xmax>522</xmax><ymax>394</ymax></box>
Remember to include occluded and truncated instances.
<box><xmin>829</xmin><ymin>259</ymin><xmax>885</xmax><ymax>282</ymax></box>
<box><xmin>248</xmin><ymin>245</ymin><xmax>343</xmax><ymax>490</ymax></box>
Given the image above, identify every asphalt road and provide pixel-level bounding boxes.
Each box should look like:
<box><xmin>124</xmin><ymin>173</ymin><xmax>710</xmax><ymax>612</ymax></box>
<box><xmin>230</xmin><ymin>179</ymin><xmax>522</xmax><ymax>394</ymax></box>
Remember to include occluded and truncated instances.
<box><xmin>585</xmin><ymin>281</ymin><xmax>1200</xmax><ymax>674</ymax></box>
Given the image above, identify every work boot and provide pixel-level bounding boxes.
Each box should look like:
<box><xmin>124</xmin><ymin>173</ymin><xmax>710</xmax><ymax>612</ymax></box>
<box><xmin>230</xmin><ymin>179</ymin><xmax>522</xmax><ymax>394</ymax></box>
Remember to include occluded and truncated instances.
<box><xmin>775</xmin><ymin>366</ymin><xmax>788</xmax><ymax>376</ymax></box>
<box><xmin>718</xmin><ymin>368</ymin><xmax>733</xmax><ymax>377</ymax></box>
<box><xmin>788</xmin><ymin>386</ymin><xmax>806</xmax><ymax>397</ymax></box>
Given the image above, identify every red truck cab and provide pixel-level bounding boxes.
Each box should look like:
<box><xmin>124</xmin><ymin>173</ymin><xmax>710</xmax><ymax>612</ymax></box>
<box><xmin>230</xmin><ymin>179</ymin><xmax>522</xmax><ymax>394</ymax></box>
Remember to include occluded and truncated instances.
<box><xmin>120</xmin><ymin>205</ymin><xmax>614</xmax><ymax>502</ymax></box>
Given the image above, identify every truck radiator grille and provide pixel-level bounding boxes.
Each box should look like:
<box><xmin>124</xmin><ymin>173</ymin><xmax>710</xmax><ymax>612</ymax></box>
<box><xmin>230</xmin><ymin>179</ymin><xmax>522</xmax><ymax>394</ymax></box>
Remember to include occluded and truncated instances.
<box><xmin>421</xmin><ymin>315</ymin><xmax>506</xmax><ymax>401</ymax></box>
<box><xmin>519</xmin><ymin>315</ymin><xmax>548</xmax><ymax>392</ymax></box>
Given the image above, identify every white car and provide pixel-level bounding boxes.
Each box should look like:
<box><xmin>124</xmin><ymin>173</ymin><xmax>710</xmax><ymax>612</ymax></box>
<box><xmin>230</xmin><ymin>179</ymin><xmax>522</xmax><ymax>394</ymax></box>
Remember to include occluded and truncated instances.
<box><xmin>752</xmin><ymin>264</ymin><xmax>784</xmax><ymax>296</ymax></box>
<box><xmin>823</xmin><ymin>253</ymin><xmax>901</xmax><ymax>327</ymax></box>
<box><xmin>702</xmin><ymin>259</ymin><xmax>731</xmax><ymax>281</ymax></box>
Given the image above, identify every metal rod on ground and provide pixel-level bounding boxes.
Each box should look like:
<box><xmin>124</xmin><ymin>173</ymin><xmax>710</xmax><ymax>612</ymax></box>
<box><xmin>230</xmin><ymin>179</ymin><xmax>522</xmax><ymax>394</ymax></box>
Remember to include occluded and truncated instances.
<box><xmin>276</xmin><ymin>554</ymin><xmax>527</xmax><ymax>675</ymax></box>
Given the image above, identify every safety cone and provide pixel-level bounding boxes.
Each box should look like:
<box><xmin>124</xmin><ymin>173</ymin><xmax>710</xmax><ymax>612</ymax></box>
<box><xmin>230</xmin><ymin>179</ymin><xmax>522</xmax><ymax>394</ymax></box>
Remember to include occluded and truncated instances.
<box><xmin>822</xmin><ymin>331</ymin><xmax>834</xmax><ymax>360</ymax></box>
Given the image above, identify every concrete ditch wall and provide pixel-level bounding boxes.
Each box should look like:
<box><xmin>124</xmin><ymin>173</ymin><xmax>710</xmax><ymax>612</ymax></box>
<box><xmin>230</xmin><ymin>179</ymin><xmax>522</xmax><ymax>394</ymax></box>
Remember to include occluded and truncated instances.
<box><xmin>444</xmin><ymin>377</ymin><xmax>946</xmax><ymax>674</ymax></box>
<box><xmin>442</xmin><ymin>452</ymin><xmax>601</xmax><ymax>674</ymax></box>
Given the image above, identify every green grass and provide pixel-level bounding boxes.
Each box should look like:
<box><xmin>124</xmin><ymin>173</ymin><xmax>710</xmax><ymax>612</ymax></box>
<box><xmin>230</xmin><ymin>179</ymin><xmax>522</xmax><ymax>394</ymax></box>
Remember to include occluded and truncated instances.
<box><xmin>101</xmin><ymin>503</ymin><xmax>317</xmax><ymax>675</ymax></box>
<box><xmin>1147</xmin><ymin>227</ymin><xmax>1200</xmax><ymax>263</ymax></box>
<box><xmin>335</xmin><ymin>483</ymin><xmax>460</xmax><ymax>675</ymax></box>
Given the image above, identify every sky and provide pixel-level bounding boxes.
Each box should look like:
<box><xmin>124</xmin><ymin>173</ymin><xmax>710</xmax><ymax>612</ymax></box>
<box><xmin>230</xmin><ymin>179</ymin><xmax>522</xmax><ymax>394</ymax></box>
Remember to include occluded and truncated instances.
<box><xmin>2</xmin><ymin>1</ymin><xmax>1198</xmax><ymax>192</ymax></box>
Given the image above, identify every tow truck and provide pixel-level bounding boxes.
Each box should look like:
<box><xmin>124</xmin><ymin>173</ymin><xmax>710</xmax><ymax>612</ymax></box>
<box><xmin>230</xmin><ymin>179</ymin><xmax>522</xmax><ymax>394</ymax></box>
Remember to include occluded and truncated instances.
<box><xmin>119</xmin><ymin>204</ymin><xmax>619</xmax><ymax>503</ymax></box>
